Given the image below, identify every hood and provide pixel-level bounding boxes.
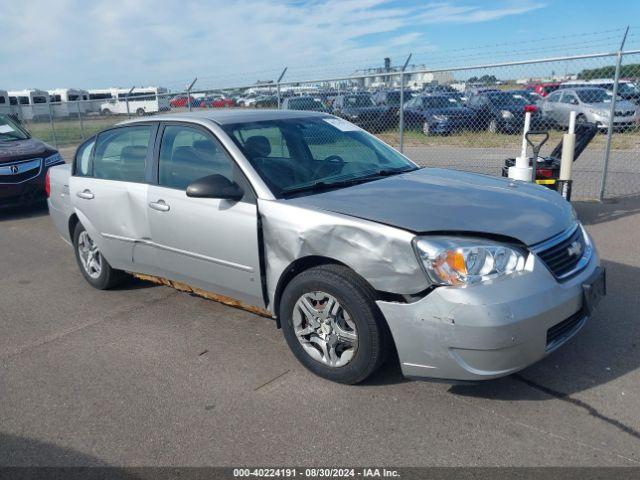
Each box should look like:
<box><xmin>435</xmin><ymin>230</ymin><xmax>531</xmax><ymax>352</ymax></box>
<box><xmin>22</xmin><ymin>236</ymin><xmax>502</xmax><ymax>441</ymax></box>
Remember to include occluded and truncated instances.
<box><xmin>285</xmin><ymin>168</ymin><xmax>573</xmax><ymax>246</ymax></box>
<box><xmin>0</xmin><ymin>138</ymin><xmax>57</xmax><ymax>164</ymax></box>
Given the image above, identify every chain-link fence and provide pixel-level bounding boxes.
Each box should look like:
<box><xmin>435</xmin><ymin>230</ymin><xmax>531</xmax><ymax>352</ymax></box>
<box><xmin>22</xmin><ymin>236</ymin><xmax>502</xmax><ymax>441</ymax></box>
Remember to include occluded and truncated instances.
<box><xmin>4</xmin><ymin>49</ymin><xmax>639</xmax><ymax>200</ymax></box>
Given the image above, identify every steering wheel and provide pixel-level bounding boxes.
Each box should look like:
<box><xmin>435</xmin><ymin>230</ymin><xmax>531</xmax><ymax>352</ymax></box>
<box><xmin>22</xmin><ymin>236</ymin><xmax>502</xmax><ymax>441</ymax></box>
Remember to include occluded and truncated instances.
<box><xmin>314</xmin><ymin>155</ymin><xmax>345</xmax><ymax>178</ymax></box>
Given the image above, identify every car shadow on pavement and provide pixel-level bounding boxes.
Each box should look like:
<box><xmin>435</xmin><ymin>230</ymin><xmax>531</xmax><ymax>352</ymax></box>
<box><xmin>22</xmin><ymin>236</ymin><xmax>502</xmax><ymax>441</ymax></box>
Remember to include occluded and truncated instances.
<box><xmin>449</xmin><ymin>258</ymin><xmax>639</xmax><ymax>401</ymax></box>
<box><xmin>0</xmin><ymin>201</ymin><xmax>49</xmax><ymax>222</ymax></box>
<box><xmin>575</xmin><ymin>195</ymin><xmax>640</xmax><ymax>226</ymax></box>
<box><xmin>0</xmin><ymin>432</ymin><xmax>139</xmax><ymax>477</ymax></box>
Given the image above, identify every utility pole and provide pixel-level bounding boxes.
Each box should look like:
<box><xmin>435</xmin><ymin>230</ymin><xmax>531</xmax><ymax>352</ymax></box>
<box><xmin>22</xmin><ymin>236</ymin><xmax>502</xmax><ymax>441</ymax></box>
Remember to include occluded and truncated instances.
<box><xmin>399</xmin><ymin>53</ymin><xmax>412</xmax><ymax>153</ymax></box>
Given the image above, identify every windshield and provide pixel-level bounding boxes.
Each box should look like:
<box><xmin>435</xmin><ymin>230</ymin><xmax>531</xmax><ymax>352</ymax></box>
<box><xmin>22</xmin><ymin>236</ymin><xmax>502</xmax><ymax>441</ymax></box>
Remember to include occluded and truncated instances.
<box><xmin>618</xmin><ymin>82</ymin><xmax>640</xmax><ymax>96</ymax></box>
<box><xmin>423</xmin><ymin>96</ymin><xmax>461</xmax><ymax>108</ymax></box>
<box><xmin>575</xmin><ymin>88</ymin><xmax>613</xmax><ymax>103</ymax></box>
<box><xmin>0</xmin><ymin>115</ymin><xmax>30</xmax><ymax>141</ymax></box>
<box><xmin>487</xmin><ymin>92</ymin><xmax>529</xmax><ymax>107</ymax></box>
<box><xmin>223</xmin><ymin>117</ymin><xmax>417</xmax><ymax>197</ymax></box>
<box><xmin>344</xmin><ymin>94</ymin><xmax>374</xmax><ymax>107</ymax></box>
<box><xmin>289</xmin><ymin>98</ymin><xmax>324</xmax><ymax>110</ymax></box>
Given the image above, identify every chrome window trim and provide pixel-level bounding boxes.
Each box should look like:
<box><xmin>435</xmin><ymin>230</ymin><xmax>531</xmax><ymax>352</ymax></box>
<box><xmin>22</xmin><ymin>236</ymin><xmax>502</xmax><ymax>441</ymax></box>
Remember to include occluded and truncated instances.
<box><xmin>0</xmin><ymin>158</ymin><xmax>42</xmax><ymax>184</ymax></box>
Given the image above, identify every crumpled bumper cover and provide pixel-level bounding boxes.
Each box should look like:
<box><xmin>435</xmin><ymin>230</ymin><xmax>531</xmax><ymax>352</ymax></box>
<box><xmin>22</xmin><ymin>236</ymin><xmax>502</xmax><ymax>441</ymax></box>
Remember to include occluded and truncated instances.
<box><xmin>377</xmin><ymin>249</ymin><xmax>600</xmax><ymax>381</ymax></box>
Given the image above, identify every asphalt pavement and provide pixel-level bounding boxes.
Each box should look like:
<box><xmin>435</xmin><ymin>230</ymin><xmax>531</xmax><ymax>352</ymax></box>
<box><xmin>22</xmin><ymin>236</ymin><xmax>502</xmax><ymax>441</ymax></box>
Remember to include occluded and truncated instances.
<box><xmin>0</xmin><ymin>195</ymin><xmax>639</xmax><ymax>467</ymax></box>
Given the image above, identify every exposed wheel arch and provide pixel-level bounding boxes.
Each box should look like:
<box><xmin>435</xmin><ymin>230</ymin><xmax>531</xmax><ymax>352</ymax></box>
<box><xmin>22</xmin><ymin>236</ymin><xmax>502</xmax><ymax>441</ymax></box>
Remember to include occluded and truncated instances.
<box><xmin>273</xmin><ymin>256</ymin><xmax>385</xmax><ymax>329</ymax></box>
<box><xmin>68</xmin><ymin>213</ymin><xmax>79</xmax><ymax>242</ymax></box>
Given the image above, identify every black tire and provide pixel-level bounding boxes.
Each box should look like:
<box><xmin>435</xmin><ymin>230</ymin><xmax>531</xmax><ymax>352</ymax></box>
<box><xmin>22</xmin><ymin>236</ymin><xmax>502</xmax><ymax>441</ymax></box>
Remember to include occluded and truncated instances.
<box><xmin>73</xmin><ymin>222</ymin><xmax>126</xmax><ymax>290</ymax></box>
<box><xmin>279</xmin><ymin>264</ymin><xmax>390</xmax><ymax>384</ymax></box>
<box><xmin>101</xmin><ymin>108</ymin><xmax>112</xmax><ymax>116</ymax></box>
<box><xmin>136</xmin><ymin>108</ymin><xmax>145</xmax><ymax>117</ymax></box>
<box><xmin>576</xmin><ymin>114</ymin><xmax>587</xmax><ymax>125</ymax></box>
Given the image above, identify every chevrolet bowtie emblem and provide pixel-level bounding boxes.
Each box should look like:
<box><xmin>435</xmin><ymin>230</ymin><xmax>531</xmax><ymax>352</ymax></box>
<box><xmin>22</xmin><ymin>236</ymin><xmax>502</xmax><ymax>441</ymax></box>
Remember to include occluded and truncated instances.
<box><xmin>567</xmin><ymin>240</ymin><xmax>583</xmax><ymax>257</ymax></box>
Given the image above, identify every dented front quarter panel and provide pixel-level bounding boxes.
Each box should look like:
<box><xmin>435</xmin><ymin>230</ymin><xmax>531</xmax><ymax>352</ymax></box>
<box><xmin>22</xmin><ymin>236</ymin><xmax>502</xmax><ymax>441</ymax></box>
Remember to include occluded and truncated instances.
<box><xmin>258</xmin><ymin>199</ymin><xmax>428</xmax><ymax>313</ymax></box>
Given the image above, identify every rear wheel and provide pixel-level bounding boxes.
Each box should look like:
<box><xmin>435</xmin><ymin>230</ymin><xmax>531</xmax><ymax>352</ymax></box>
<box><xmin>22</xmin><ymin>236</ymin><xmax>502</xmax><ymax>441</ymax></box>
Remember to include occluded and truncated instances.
<box><xmin>279</xmin><ymin>264</ymin><xmax>389</xmax><ymax>384</ymax></box>
<box><xmin>101</xmin><ymin>108</ymin><xmax>112</xmax><ymax>116</ymax></box>
<box><xmin>73</xmin><ymin>222</ymin><xmax>126</xmax><ymax>290</ymax></box>
<box><xmin>136</xmin><ymin>108</ymin><xmax>145</xmax><ymax>116</ymax></box>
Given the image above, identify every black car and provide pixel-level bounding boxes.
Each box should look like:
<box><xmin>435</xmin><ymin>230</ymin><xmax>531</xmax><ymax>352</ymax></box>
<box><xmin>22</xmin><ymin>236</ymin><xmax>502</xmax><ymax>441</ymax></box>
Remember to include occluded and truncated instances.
<box><xmin>0</xmin><ymin>115</ymin><xmax>64</xmax><ymax>208</ymax></box>
<box><xmin>372</xmin><ymin>90</ymin><xmax>413</xmax><ymax>107</ymax></box>
<box><xmin>403</xmin><ymin>94</ymin><xmax>476</xmax><ymax>135</ymax></box>
<box><xmin>282</xmin><ymin>96</ymin><xmax>330</xmax><ymax>113</ymax></box>
<box><xmin>466</xmin><ymin>90</ymin><xmax>549</xmax><ymax>133</ymax></box>
<box><xmin>331</xmin><ymin>93</ymin><xmax>396</xmax><ymax>132</ymax></box>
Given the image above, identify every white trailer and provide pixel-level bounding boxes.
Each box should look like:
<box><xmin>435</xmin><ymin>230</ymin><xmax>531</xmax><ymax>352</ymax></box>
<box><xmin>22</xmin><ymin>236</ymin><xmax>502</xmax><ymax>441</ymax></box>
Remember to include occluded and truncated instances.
<box><xmin>7</xmin><ymin>89</ymin><xmax>51</xmax><ymax>121</ymax></box>
<box><xmin>48</xmin><ymin>88</ymin><xmax>90</xmax><ymax>117</ymax></box>
<box><xmin>99</xmin><ymin>87</ymin><xmax>170</xmax><ymax>116</ymax></box>
<box><xmin>0</xmin><ymin>90</ymin><xmax>11</xmax><ymax>116</ymax></box>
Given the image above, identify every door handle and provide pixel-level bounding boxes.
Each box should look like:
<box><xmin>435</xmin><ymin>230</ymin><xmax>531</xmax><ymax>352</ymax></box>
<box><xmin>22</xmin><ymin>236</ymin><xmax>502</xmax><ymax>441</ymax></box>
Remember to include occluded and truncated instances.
<box><xmin>76</xmin><ymin>189</ymin><xmax>94</xmax><ymax>200</ymax></box>
<box><xmin>149</xmin><ymin>199</ymin><xmax>170</xmax><ymax>212</ymax></box>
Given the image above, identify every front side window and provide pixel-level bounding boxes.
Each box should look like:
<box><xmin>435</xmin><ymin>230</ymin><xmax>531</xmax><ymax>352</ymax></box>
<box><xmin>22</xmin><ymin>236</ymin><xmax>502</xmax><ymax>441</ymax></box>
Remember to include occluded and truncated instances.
<box><xmin>32</xmin><ymin>96</ymin><xmax>47</xmax><ymax>104</ymax></box>
<box><xmin>224</xmin><ymin>117</ymin><xmax>417</xmax><ymax>197</ymax></box>
<box><xmin>158</xmin><ymin>125</ymin><xmax>234</xmax><ymax>190</ymax></box>
<box><xmin>92</xmin><ymin>126</ymin><xmax>151</xmax><ymax>182</ymax></box>
<box><xmin>18</xmin><ymin>97</ymin><xmax>29</xmax><ymax>105</ymax></box>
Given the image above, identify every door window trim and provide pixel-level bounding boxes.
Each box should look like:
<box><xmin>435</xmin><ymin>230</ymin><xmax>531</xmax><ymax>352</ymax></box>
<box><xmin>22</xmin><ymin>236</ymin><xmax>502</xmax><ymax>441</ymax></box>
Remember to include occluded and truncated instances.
<box><xmin>73</xmin><ymin>122</ymin><xmax>160</xmax><ymax>184</ymax></box>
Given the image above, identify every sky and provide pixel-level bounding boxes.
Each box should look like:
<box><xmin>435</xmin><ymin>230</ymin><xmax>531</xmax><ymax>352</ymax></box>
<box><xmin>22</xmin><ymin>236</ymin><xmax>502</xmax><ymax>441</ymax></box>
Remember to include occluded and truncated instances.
<box><xmin>1</xmin><ymin>0</ymin><xmax>639</xmax><ymax>91</ymax></box>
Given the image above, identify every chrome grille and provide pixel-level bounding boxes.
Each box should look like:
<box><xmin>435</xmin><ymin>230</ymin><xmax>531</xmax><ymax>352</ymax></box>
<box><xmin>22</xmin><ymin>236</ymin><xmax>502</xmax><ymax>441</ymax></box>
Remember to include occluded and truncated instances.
<box><xmin>0</xmin><ymin>158</ymin><xmax>42</xmax><ymax>184</ymax></box>
<box><xmin>532</xmin><ymin>225</ymin><xmax>591</xmax><ymax>281</ymax></box>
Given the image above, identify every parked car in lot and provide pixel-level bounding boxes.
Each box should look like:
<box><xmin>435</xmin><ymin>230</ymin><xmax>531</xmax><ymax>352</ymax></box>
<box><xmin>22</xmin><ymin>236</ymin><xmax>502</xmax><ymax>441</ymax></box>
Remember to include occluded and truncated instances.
<box><xmin>47</xmin><ymin>110</ymin><xmax>605</xmax><ymax>384</ymax></box>
<box><xmin>169</xmin><ymin>95</ymin><xmax>198</xmax><ymax>108</ymax></box>
<box><xmin>372</xmin><ymin>90</ymin><xmax>413</xmax><ymax>108</ymax></box>
<box><xmin>466</xmin><ymin>90</ymin><xmax>548</xmax><ymax>133</ymax></box>
<box><xmin>526</xmin><ymin>82</ymin><xmax>560</xmax><ymax>97</ymax></box>
<box><xmin>282</xmin><ymin>96</ymin><xmax>330</xmax><ymax>112</ymax></box>
<box><xmin>403</xmin><ymin>94</ymin><xmax>475</xmax><ymax>135</ymax></box>
<box><xmin>540</xmin><ymin>87</ymin><xmax>639</xmax><ymax>130</ymax></box>
<box><xmin>559</xmin><ymin>79</ymin><xmax>640</xmax><ymax>105</ymax></box>
<box><xmin>331</xmin><ymin>92</ymin><xmax>395</xmax><ymax>132</ymax></box>
<box><xmin>0</xmin><ymin>114</ymin><xmax>64</xmax><ymax>208</ymax></box>
<box><xmin>199</xmin><ymin>96</ymin><xmax>235</xmax><ymax>108</ymax></box>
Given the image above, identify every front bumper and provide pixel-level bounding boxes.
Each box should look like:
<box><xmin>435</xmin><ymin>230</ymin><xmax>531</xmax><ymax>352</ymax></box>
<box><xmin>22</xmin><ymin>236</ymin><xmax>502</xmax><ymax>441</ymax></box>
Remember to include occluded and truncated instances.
<box><xmin>377</xmin><ymin>246</ymin><xmax>601</xmax><ymax>381</ymax></box>
<box><xmin>0</xmin><ymin>162</ymin><xmax>62</xmax><ymax>208</ymax></box>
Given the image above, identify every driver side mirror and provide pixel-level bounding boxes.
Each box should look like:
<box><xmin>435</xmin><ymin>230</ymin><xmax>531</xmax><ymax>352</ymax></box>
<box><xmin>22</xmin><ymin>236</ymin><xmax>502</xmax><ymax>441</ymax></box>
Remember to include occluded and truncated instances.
<box><xmin>186</xmin><ymin>174</ymin><xmax>244</xmax><ymax>201</ymax></box>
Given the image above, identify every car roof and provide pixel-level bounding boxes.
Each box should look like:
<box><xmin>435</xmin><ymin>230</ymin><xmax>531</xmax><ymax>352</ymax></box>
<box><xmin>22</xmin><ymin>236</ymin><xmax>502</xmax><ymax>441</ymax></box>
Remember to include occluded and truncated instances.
<box><xmin>118</xmin><ymin>109</ymin><xmax>331</xmax><ymax>126</ymax></box>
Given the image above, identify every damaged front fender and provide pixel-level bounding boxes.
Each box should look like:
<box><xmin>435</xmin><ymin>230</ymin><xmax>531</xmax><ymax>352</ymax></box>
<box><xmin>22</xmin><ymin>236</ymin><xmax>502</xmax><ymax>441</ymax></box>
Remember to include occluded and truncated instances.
<box><xmin>258</xmin><ymin>199</ymin><xmax>429</xmax><ymax>314</ymax></box>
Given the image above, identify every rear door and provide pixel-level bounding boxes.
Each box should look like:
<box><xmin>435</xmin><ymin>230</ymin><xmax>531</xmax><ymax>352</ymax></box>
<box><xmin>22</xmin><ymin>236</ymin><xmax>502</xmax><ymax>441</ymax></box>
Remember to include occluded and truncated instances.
<box><xmin>140</xmin><ymin>122</ymin><xmax>264</xmax><ymax>307</ymax></box>
<box><xmin>69</xmin><ymin>124</ymin><xmax>157</xmax><ymax>271</ymax></box>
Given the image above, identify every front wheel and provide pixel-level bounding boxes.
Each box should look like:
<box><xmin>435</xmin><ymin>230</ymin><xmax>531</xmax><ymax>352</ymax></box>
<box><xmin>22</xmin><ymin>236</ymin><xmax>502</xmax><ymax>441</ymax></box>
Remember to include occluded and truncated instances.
<box><xmin>73</xmin><ymin>222</ymin><xmax>126</xmax><ymax>290</ymax></box>
<box><xmin>279</xmin><ymin>264</ymin><xmax>390</xmax><ymax>384</ymax></box>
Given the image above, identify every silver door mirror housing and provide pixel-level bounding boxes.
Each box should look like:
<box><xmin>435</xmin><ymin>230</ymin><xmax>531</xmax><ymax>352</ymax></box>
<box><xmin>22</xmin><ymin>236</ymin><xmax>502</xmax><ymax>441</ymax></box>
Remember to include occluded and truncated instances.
<box><xmin>186</xmin><ymin>174</ymin><xmax>244</xmax><ymax>201</ymax></box>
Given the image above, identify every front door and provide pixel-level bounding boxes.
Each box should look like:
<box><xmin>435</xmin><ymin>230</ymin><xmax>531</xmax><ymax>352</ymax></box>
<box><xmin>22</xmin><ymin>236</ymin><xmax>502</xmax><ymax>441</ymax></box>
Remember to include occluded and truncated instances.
<box><xmin>140</xmin><ymin>123</ymin><xmax>264</xmax><ymax>308</ymax></box>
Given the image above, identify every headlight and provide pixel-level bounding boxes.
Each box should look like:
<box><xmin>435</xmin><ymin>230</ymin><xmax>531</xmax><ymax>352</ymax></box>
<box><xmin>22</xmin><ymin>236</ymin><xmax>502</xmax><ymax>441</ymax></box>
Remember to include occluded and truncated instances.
<box><xmin>413</xmin><ymin>237</ymin><xmax>527</xmax><ymax>286</ymax></box>
<box><xmin>500</xmin><ymin>110</ymin><xmax>513</xmax><ymax>119</ymax></box>
<box><xmin>432</xmin><ymin>114</ymin><xmax>449</xmax><ymax>121</ymax></box>
<box><xmin>44</xmin><ymin>152</ymin><xmax>63</xmax><ymax>166</ymax></box>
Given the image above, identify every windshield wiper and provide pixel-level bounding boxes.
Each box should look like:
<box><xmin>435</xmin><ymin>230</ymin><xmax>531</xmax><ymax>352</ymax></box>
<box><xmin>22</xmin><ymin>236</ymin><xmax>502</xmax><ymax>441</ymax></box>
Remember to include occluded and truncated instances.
<box><xmin>281</xmin><ymin>167</ymin><xmax>418</xmax><ymax>197</ymax></box>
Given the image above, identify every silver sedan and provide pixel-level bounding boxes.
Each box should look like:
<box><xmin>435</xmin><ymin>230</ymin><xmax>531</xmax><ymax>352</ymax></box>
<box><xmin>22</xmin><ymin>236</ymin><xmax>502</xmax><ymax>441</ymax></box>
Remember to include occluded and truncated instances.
<box><xmin>47</xmin><ymin>110</ymin><xmax>605</xmax><ymax>384</ymax></box>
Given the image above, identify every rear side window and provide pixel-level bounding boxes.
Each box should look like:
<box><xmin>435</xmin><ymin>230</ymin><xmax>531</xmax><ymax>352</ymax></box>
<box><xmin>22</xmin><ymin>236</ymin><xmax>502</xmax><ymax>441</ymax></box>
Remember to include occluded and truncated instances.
<box><xmin>74</xmin><ymin>138</ymin><xmax>95</xmax><ymax>177</ymax></box>
<box><xmin>158</xmin><ymin>125</ymin><xmax>234</xmax><ymax>190</ymax></box>
<box><xmin>92</xmin><ymin>126</ymin><xmax>151</xmax><ymax>182</ymax></box>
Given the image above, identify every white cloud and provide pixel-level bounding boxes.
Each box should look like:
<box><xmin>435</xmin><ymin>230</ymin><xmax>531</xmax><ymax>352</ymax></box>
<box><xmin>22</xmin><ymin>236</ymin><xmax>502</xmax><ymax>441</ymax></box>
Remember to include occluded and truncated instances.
<box><xmin>0</xmin><ymin>0</ymin><xmax>545</xmax><ymax>90</ymax></box>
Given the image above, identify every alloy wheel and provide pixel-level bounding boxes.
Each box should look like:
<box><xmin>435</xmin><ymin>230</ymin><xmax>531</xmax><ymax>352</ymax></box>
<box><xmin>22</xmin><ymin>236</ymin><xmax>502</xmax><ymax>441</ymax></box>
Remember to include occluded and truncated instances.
<box><xmin>292</xmin><ymin>291</ymin><xmax>358</xmax><ymax>368</ymax></box>
<box><xmin>77</xmin><ymin>231</ymin><xmax>102</xmax><ymax>279</ymax></box>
